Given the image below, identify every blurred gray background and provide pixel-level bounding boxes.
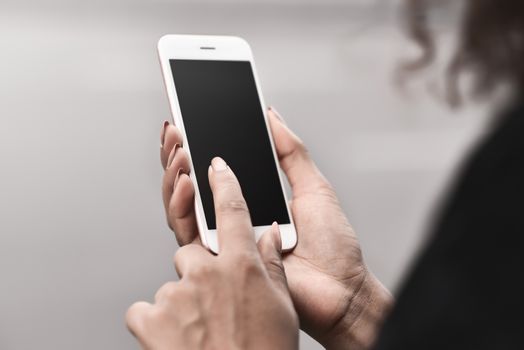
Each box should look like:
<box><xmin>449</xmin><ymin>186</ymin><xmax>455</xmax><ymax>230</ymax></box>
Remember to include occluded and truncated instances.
<box><xmin>0</xmin><ymin>0</ymin><xmax>491</xmax><ymax>349</ymax></box>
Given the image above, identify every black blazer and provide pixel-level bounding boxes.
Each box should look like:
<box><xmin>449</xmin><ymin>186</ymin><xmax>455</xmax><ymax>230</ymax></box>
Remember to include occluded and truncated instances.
<box><xmin>374</xmin><ymin>99</ymin><xmax>524</xmax><ymax>349</ymax></box>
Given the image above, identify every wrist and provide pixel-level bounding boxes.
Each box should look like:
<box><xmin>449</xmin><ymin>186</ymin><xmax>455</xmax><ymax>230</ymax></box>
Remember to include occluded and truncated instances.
<box><xmin>321</xmin><ymin>271</ymin><xmax>394</xmax><ymax>350</ymax></box>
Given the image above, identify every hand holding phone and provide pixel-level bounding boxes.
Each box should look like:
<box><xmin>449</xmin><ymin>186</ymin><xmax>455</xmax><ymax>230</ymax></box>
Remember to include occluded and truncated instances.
<box><xmin>127</xmin><ymin>157</ymin><xmax>299</xmax><ymax>349</ymax></box>
<box><xmin>158</xmin><ymin>34</ymin><xmax>393</xmax><ymax>349</ymax></box>
<box><xmin>161</xmin><ymin>107</ymin><xmax>394</xmax><ymax>349</ymax></box>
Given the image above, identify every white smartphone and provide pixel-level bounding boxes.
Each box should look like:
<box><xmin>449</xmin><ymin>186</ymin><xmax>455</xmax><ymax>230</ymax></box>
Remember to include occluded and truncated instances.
<box><xmin>157</xmin><ymin>34</ymin><xmax>297</xmax><ymax>254</ymax></box>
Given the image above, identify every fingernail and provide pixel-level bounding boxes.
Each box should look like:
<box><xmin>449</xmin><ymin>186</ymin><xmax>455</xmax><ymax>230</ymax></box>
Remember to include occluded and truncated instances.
<box><xmin>174</xmin><ymin>168</ymin><xmax>183</xmax><ymax>189</ymax></box>
<box><xmin>269</xmin><ymin>106</ymin><xmax>286</xmax><ymax>125</ymax></box>
<box><xmin>160</xmin><ymin>120</ymin><xmax>169</xmax><ymax>147</ymax></box>
<box><xmin>211</xmin><ymin>157</ymin><xmax>228</xmax><ymax>172</ymax></box>
<box><xmin>166</xmin><ymin>143</ymin><xmax>180</xmax><ymax>169</ymax></box>
<box><xmin>272</xmin><ymin>221</ymin><xmax>282</xmax><ymax>253</ymax></box>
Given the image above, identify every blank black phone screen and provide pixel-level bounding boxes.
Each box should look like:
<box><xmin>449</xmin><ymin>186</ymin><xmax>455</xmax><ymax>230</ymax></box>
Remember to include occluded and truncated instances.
<box><xmin>170</xmin><ymin>59</ymin><xmax>290</xmax><ymax>229</ymax></box>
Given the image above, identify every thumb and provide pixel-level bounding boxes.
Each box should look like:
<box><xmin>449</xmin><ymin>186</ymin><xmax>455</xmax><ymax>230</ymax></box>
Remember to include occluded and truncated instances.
<box><xmin>257</xmin><ymin>222</ymin><xmax>288</xmax><ymax>291</ymax></box>
<box><xmin>268</xmin><ymin>108</ymin><xmax>328</xmax><ymax>193</ymax></box>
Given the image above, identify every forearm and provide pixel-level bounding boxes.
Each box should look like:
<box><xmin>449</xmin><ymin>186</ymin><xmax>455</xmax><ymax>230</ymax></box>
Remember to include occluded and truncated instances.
<box><xmin>323</xmin><ymin>272</ymin><xmax>394</xmax><ymax>350</ymax></box>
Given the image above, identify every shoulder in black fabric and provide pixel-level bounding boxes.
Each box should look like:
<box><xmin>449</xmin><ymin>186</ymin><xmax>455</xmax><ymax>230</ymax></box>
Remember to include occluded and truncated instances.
<box><xmin>373</xmin><ymin>98</ymin><xmax>524</xmax><ymax>350</ymax></box>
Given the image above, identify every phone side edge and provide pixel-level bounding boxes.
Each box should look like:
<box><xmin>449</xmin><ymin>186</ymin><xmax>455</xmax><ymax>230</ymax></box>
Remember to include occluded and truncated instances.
<box><xmin>157</xmin><ymin>35</ymin><xmax>214</xmax><ymax>252</ymax></box>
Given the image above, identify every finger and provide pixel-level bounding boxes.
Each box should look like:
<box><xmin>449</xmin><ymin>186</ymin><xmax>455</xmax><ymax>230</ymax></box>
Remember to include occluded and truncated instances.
<box><xmin>126</xmin><ymin>301</ymin><xmax>154</xmax><ymax>337</ymax></box>
<box><xmin>257</xmin><ymin>222</ymin><xmax>288</xmax><ymax>291</ymax></box>
<box><xmin>208</xmin><ymin>157</ymin><xmax>256</xmax><ymax>253</ymax></box>
<box><xmin>162</xmin><ymin>145</ymin><xmax>191</xmax><ymax>209</ymax></box>
<box><xmin>154</xmin><ymin>281</ymin><xmax>179</xmax><ymax>303</ymax></box>
<box><xmin>268</xmin><ymin>108</ymin><xmax>328</xmax><ymax>193</ymax></box>
<box><xmin>167</xmin><ymin>174</ymin><xmax>199</xmax><ymax>246</ymax></box>
<box><xmin>160</xmin><ymin>120</ymin><xmax>169</xmax><ymax>148</ymax></box>
<box><xmin>173</xmin><ymin>243</ymin><xmax>212</xmax><ymax>278</ymax></box>
<box><xmin>160</xmin><ymin>122</ymin><xmax>184</xmax><ymax>169</ymax></box>
<box><xmin>161</xmin><ymin>145</ymin><xmax>196</xmax><ymax>245</ymax></box>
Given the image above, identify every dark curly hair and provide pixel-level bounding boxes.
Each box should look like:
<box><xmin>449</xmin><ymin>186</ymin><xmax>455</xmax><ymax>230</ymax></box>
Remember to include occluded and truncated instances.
<box><xmin>404</xmin><ymin>0</ymin><xmax>524</xmax><ymax>106</ymax></box>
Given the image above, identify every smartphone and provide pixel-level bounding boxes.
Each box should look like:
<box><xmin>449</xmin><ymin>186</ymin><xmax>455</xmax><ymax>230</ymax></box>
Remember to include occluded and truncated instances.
<box><xmin>157</xmin><ymin>34</ymin><xmax>297</xmax><ymax>254</ymax></box>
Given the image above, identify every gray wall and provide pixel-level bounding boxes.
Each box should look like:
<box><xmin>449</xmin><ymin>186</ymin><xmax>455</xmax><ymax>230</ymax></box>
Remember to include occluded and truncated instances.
<box><xmin>0</xmin><ymin>0</ymin><xmax>489</xmax><ymax>349</ymax></box>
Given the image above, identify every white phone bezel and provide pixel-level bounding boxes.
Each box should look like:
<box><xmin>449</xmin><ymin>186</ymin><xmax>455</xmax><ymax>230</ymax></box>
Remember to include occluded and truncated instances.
<box><xmin>157</xmin><ymin>34</ymin><xmax>297</xmax><ymax>254</ymax></box>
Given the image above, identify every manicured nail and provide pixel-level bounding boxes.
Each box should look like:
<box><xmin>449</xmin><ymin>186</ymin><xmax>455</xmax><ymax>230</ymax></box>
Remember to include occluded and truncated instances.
<box><xmin>166</xmin><ymin>143</ymin><xmax>180</xmax><ymax>169</ymax></box>
<box><xmin>211</xmin><ymin>157</ymin><xmax>228</xmax><ymax>172</ymax></box>
<box><xmin>272</xmin><ymin>221</ymin><xmax>282</xmax><ymax>253</ymax></box>
<box><xmin>174</xmin><ymin>168</ymin><xmax>183</xmax><ymax>189</ymax></box>
<box><xmin>160</xmin><ymin>120</ymin><xmax>170</xmax><ymax>147</ymax></box>
<box><xmin>269</xmin><ymin>106</ymin><xmax>286</xmax><ymax>125</ymax></box>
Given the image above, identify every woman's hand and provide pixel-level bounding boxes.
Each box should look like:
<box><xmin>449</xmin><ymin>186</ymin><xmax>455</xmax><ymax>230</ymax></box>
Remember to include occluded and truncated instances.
<box><xmin>160</xmin><ymin>109</ymin><xmax>393</xmax><ymax>349</ymax></box>
<box><xmin>127</xmin><ymin>157</ymin><xmax>298</xmax><ymax>350</ymax></box>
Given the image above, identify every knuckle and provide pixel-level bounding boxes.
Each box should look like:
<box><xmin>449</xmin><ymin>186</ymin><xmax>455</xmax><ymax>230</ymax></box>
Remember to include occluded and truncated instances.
<box><xmin>162</xmin><ymin>175</ymin><xmax>172</xmax><ymax>194</ymax></box>
<box><xmin>172</xmin><ymin>249</ymin><xmax>180</xmax><ymax>265</ymax></box>
<box><xmin>178</xmin><ymin>148</ymin><xmax>190</xmax><ymax>164</ymax></box>
<box><xmin>163</xmin><ymin>283</ymin><xmax>180</xmax><ymax>300</ymax></box>
<box><xmin>229</xmin><ymin>252</ymin><xmax>262</xmax><ymax>275</ymax></box>
<box><xmin>316</xmin><ymin>179</ymin><xmax>336</xmax><ymax>195</ymax></box>
<box><xmin>158</xmin><ymin>281</ymin><xmax>179</xmax><ymax>301</ymax></box>
<box><xmin>166</xmin><ymin>126</ymin><xmax>182</xmax><ymax>143</ymax></box>
<box><xmin>125</xmin><ymin>304</ymin><xmax>140</xmax><ymax>324</ymax></box>
<box><xmin>296</xmin><ymin>138</ymin><xmax>309</xmax><ymax>155</ymax></box>
<box><xmin>166</xmin><ymin>207</ymin><xmax>177</xmax><ymax>232</ymax></box>
<box><xmin>166</xmin><ymin>215</ymin><xmax>175</xmax><ymax>232</ymax></box>
<box><xmin>265</xmin><ymin>258</ymin><xmax>285</xmax><ymax>281</ymax></box>
<box><xmin>242</xmin><ymin>262</ymin><xmax>265</xmax><ymax>281</ymax></box>
<box><xmin>173</xmin><ymin>283</ymin><xmax>196</xmax><ymax>301</ymax></box>
<box><xmin>173</xmin><ymin>127</ymin><xmax>183</xmax><ymax>143</ymax></box>
<box><xmin>217</xmin><ymin>199</ymin><xmax>249</xmax><ymax>215</ymax></box>
<box><xmin>314</xmin><ymin>180</ymin><xmax>340</xmax><ymax>203</ymax></box>
<box><xmin>215</xmin><ymin>175</ymin><xmax>239</xmax><ymax>191</ymax></box>
<box><xmin>172</xmin><ymin>150</ymin><xmax>190</xmax><ymax>173</ymax></box>
<box><xmin>265</xmin><ymin>257</ymin><xmax>284</xmax><ymax>274</ymax></box>
<box><xmin>145</xmin><ymin>307</ymin><xmax>166</xmax><ymax>325</ymax></box>
<box><xmin>173</xmin><ymin>245</ymin><xmax>189</xmax><ymax>262</ymax></box>
<box><xmin>174</xmin><ymin>245</ymin><xmax>201</xmax><ymax>266</ymax></box>
<box><xmin>287</xmin><ymin>137</ymin><xmax>309</xmax><ymax>161</ymax></box>
<box><xmin>233</xmin><ymin>249</ymin><xmax>258</xmax><ymax>263</ymax></box>
<box><xmin>126</xmin><ymin>302</ymin><xmax>149</xmax><ymax>331</ymax></box>
<box><xmin>190</xmin><ymin>263</ymin><xmax>214</xmax><ymax>278</ymax></box>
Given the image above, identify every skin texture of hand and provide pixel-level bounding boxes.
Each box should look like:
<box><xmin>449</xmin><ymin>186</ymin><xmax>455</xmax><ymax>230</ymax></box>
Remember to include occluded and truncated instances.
<box><xmin>160</xmin><ymin>108</ymin><xmax>393</xmax><ymax>349</ymax></box>
<box><xmin>126</xmin><ymin>157</ymin><xmax>299</xmax><ymax>350</ymax></box>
